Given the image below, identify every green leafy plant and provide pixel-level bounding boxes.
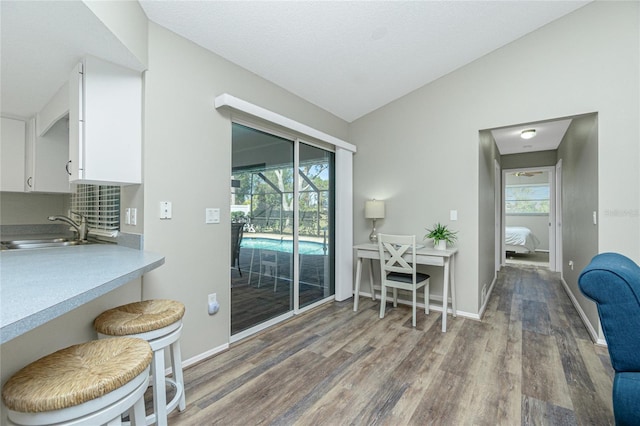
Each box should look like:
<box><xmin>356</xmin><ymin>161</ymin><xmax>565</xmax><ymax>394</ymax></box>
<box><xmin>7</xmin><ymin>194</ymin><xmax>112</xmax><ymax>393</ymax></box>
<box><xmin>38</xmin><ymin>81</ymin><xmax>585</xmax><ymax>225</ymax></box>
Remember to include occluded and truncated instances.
<box><xmin>424</xmin><ymin>222</ymin><xmax>458</xmax><ymax>245</ymax></box>
<box><xmin>231</xmin><ymin>211</ymin><xmax>246</xmax><ymax>223</ymax></box>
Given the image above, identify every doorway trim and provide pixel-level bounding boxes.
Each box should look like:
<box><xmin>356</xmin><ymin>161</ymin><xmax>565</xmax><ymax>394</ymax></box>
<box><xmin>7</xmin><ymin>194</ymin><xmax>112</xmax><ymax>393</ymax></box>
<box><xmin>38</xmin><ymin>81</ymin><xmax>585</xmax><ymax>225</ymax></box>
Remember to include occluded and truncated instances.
<box><xmin>555</xmin><ymin>159</ymin><xmax>563</xmax><ymax>276</ymax></box>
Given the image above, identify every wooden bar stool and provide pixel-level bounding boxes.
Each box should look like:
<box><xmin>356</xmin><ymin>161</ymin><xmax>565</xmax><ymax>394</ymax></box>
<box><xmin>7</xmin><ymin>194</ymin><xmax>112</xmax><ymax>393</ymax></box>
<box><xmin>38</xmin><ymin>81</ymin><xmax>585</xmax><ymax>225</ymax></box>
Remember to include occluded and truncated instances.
<box><xmin>2</xmin><ymin>337</ymin><xmax>152</xmax><ymax>426</ymax></box>
<box><xmin>94</xmin><ymin>300</ymin><xmax>186</xmax><ymax>426</ymax></box>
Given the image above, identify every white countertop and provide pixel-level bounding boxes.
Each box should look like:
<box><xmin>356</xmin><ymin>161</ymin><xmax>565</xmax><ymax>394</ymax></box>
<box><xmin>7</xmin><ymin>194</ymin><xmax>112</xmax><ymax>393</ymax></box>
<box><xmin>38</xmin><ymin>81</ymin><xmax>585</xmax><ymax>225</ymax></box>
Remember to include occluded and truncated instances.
<box><xmin>0</xmin><ymin>244</ymin><xmax>164</xmax><ymax>344</ymax></box>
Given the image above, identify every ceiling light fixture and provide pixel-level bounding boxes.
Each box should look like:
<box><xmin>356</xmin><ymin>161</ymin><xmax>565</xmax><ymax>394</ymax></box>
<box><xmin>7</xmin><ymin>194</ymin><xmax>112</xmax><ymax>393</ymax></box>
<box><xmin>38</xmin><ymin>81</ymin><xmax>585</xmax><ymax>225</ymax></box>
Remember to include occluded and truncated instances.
<box><xmin>520</xmin><ymin>129</ymin><xmax>536</xmax><ymax>139</ymax></box>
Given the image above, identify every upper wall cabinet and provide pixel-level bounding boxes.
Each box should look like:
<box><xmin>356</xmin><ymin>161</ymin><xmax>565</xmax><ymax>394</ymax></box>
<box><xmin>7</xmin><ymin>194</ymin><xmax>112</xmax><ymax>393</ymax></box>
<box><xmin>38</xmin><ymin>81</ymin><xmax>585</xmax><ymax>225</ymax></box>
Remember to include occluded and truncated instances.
<box><xmin>69</xmin><ymin>56</ymin><xmax>142</xmax><ymax>185</ymax></box>
<box><xmin>27</xmin><ymin>116</ymin><xmax>71</xmax><ymax>193</ymax></box>
<box><xmin>1</xmin><ymin>117</ymin><xmax>27</xmax><ymax>192</ymax></box>
<box><xmin>25</xmin><ymin>83</ymin><xmax>71</xmax><ymax>193</ymax></box>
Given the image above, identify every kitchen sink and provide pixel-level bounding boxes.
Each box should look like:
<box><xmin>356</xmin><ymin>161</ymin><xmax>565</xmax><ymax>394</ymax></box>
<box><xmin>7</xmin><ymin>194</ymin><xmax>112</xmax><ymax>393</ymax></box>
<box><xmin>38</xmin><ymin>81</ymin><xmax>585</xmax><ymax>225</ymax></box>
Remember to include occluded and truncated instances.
<box><xmin>1</xmin><ymin>238</ymin><xmax>95</xmax><ymax>250</ymax></box>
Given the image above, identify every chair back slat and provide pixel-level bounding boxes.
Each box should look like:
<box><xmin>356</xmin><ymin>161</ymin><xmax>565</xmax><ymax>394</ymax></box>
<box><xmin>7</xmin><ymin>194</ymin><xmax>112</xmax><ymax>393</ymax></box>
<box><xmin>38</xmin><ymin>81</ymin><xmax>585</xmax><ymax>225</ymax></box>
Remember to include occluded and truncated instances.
<box><xmin>381</xmin><ymin>241</ymin><xmax>412</xmax><ymax>273</ymax></box>
<box><xmin>378</xmin><ymin>234</ymin><xmax>417</xmax><ymax>278</ymax></box>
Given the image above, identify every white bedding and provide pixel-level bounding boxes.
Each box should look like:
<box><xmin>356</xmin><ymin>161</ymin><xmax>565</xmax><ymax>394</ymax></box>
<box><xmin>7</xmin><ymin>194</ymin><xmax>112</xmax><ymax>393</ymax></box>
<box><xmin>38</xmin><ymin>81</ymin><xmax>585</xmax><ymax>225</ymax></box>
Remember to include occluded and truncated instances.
<box><xmin>505</xmin><ymin>226</ymin><xmax>540</xmax><ymax>253</ymax></box>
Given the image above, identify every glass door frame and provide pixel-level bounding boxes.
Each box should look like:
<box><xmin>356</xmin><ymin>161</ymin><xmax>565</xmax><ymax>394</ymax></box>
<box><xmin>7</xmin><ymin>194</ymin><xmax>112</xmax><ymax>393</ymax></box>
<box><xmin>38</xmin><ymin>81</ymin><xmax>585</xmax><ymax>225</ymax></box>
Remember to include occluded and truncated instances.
<box><xmin>230</xmin><ymin>119</ymin><xmax>335</xmax><ymax>342</ymax></box>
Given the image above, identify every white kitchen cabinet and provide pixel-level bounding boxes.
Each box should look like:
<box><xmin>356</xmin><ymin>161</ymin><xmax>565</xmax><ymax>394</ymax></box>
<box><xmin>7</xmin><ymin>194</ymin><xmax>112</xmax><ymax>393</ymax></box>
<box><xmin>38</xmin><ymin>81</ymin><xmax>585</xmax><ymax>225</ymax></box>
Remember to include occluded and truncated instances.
<box><xmin>25</xmin><ymin>116</ymin><xmax>71</xmax><ymax>193</ymax></box>
<box><xmin>1</xmin><ymin>117</ymin><xmax>26</xmax><ymax>192</ymax></box>
<box><xmin>22</xmin><ymin>82</ymin><xmax>72</xmax><ymax>193</ymax></box>
<box><xmin>69</xmin><ymin>56</ymin><xmax>142</xmax><ymax>185</ymax></box>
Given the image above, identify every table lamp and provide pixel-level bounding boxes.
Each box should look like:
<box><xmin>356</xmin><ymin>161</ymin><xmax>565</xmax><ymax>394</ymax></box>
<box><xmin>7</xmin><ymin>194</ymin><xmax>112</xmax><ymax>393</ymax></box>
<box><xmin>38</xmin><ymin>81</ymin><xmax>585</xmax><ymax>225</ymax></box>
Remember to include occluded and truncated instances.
<box><xmin>365</xmin><ymin>199</ymin><xmax>385</xmax><ymax>243</ymax></box>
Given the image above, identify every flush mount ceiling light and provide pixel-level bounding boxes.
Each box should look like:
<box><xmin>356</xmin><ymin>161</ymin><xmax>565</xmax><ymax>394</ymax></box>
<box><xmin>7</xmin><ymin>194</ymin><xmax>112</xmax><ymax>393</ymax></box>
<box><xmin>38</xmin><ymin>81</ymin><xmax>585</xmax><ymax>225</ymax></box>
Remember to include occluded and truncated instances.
<box><xmin>520</xmin><ymin>129</ymin><xmax>536</xmax><ymax>139</ymax></box>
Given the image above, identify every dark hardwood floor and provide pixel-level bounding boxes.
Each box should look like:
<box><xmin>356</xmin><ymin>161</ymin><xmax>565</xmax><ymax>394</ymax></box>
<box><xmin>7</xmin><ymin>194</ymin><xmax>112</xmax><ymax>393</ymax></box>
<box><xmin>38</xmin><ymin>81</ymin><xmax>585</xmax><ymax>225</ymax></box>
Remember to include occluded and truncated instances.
<box><xmin>170</xmin><ymin>264</ymin><xmax>614</xmax><ymax>425</ymax></box>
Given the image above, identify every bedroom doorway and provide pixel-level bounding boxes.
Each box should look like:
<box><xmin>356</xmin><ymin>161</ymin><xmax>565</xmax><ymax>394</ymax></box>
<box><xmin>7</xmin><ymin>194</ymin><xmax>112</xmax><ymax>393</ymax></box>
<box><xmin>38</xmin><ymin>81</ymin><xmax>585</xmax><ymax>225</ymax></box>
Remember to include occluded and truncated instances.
<box><xmin>502</xmin><ymin>166</ymin><xmax>555</xmax><ymax>269</ymax></box>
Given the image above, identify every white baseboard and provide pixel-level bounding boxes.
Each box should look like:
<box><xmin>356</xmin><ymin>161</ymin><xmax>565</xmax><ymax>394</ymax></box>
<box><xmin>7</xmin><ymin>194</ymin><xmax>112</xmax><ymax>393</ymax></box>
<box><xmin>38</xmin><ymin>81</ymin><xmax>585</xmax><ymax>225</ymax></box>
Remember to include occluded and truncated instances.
<box><xmin>165</xmin><ymin>342</ymin><xmax>229</xmax><ymax>375</ymax></box>
<box><xmin>559</xmin><ymin>277</ymin><xmax>607</xmax><ymax>346</ymax></box>
<box><xmin>478</xmin><ymin>275</ymin><xmax>498</xmax><ymax>319</ymax></box>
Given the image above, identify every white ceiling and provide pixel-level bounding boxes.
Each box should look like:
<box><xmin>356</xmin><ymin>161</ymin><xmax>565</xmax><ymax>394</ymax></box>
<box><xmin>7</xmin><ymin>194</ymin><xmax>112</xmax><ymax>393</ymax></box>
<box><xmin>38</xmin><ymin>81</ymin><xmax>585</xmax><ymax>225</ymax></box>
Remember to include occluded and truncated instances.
<box><xmin>1</xmin><ymin>1</ymin><xmax>589</xmax><ymax>135</ymax></box>
<box><xmin>139</xmin><ymin>0</ymin><xmax>590</xmax><ymax>123</ymax></box>
<box><xmin>0</xmin><ymin>1</ymin><xmax>145</xmax><ymax>119</ymax></box>
<box><xmin>491</xmin><ymin>118</ymin><xmax>573</xmax><ymax>155</ymax></box>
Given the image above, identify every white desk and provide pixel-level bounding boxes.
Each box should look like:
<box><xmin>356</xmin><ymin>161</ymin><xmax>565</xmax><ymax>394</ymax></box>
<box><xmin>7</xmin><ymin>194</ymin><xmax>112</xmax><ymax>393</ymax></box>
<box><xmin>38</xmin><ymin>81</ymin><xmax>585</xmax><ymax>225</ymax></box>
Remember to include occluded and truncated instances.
<box><xmin>353</xmin><ymin>242</ymin><xmax>458</xmax><ymax>332</ymax></box>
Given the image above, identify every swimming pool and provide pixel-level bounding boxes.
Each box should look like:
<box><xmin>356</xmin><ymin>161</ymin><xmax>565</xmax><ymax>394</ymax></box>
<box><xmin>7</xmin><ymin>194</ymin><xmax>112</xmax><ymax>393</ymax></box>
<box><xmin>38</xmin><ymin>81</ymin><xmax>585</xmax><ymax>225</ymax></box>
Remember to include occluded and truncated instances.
<box><xmin>241</xmin><ymin>238</ymin><xmax>327</xmax><ymax>255</ymax></box>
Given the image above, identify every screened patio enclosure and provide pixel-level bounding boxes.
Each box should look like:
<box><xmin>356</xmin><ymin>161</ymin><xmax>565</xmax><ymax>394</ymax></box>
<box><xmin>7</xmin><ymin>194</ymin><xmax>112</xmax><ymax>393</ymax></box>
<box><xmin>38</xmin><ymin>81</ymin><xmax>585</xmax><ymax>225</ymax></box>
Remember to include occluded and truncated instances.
<box><xmin>232</xmin><ymin>165</ymin><xmax>331</xmax><ymax>240</ymax></box>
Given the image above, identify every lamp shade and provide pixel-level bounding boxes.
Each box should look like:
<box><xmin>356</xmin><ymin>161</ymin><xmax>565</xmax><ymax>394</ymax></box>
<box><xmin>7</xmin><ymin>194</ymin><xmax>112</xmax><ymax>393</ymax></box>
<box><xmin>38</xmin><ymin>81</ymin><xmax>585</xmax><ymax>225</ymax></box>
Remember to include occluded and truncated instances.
<box><xmin>365</xmin><ymin>200</ymin><xmax>385</xmax><ymax>219</ymax></box>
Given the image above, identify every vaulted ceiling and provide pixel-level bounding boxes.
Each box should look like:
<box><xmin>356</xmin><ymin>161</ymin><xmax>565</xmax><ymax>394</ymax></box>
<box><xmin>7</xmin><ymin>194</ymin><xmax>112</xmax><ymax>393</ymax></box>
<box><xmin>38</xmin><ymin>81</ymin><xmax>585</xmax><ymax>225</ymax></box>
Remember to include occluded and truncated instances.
<box><xmin>2</xmin><ymin>1</ymin><xmax>589</xmax><ymax>126</ymax></box>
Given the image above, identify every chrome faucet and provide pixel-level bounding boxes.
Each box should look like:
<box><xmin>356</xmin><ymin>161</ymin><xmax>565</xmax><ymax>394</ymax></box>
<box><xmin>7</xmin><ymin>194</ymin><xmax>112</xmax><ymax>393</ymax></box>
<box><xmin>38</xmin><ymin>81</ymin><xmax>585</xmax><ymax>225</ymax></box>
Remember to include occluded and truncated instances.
<box><xmin>48</xmin><ymin>212</ymin><xmax>88</xmax><ymax>241</ymax></box>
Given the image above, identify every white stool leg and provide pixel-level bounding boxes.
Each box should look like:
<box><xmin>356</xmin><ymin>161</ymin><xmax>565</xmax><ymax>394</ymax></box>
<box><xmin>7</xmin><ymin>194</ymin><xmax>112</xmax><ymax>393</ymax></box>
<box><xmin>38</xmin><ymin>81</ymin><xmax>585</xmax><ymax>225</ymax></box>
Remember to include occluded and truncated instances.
<box><xmin>152</xmin><ymin>349</ymin><xmax>168</xmax><ymax>426</ymax></box>
<box><xmin>129</xmin><ymin>395</ymin><xmax>146</xmax><ymax>426</ymax></box>
<box><xmin>170</xmin><ymin>341</ymin><xmax>186</xmax><ymax>411</ymax></box>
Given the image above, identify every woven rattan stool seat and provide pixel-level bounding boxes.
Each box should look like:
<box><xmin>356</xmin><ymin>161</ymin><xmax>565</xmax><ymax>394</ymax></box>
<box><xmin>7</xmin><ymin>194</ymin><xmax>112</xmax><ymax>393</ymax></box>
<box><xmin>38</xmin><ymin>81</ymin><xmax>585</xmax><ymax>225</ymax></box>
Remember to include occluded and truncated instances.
<box><xmin>2</xmin><ymin>337</ymin><xmax>152</xmax><ymax>414</ymax></box>
<box><xmin>94</xmin><ymin>299</ymin><xmax>185</xmax><ymax>336</ymax></box>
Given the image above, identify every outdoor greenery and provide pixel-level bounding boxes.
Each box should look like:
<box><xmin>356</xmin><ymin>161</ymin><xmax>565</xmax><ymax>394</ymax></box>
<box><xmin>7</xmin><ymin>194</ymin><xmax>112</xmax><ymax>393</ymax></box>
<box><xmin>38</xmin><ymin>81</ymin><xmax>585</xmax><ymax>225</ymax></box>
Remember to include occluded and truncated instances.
<box><xmin>232</xmin><ymin>162</ymin><xmax>331</xmax><ymax>237</ymax></box>
<box><xmin>505</xmin><ymin>184</ymin><xmax>550</xmax><ymax>214</ymax></box>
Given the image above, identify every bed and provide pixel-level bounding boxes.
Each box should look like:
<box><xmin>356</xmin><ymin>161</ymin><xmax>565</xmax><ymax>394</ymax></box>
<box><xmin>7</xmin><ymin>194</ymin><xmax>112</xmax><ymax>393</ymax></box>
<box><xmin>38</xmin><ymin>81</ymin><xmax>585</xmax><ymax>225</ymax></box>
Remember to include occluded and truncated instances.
<box><xmin>505</xmin><ymin>226</ymin><xmax>541</xmax><ymax>254</ymax></box>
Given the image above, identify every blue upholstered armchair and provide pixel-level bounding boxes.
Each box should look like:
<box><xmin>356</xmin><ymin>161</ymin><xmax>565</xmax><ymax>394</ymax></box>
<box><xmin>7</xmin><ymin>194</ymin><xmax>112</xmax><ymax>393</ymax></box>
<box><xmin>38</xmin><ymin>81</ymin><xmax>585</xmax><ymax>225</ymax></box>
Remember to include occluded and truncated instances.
<box><xmin>579</xmin><ymin>252</ymin><xmax>640</xmax><ymax>425</ymax></box>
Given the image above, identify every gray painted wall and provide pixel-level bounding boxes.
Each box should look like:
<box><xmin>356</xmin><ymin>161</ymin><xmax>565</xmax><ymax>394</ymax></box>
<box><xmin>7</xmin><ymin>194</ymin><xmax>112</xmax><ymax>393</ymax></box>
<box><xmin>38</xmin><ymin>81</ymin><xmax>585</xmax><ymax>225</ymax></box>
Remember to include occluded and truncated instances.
<box><xmin>142</xmin><ymin>22</ymin><xmax>349</xmax><ymax>361</ymax></box>
<box><xmin>350</xmin><ymin>2</ymin><xmax>639</xmax><ymax>320</ymax></box>
<box><xmin>501</xmin><ymin>150</ymin><xmax>557</xmax><ymax>169</ymax></box>
<box><xmin>557</xmin><ymin>114</ymin><xmax>599</xmax><ymax>332</ymax></box>
<box><xmin>0</xmin><ymin>192</ymin><xmax>68</xmax><ymax>224</ymax></box>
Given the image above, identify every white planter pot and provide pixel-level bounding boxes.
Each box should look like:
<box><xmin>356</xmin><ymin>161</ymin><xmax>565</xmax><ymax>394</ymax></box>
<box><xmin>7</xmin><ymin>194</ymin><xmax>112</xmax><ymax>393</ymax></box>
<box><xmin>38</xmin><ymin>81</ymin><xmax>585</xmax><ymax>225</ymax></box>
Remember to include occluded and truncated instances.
<box><xmin>435</xmin><ymin>240</ymin><xmax>447</xmax><ymax>250</ymax></box>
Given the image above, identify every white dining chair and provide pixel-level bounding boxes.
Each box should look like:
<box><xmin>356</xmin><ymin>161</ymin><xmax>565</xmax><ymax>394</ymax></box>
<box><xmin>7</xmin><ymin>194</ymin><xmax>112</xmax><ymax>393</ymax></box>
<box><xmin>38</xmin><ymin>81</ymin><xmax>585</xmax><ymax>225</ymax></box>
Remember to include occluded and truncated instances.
<box><xmin>378</xmin><ymin>234</ymin><xmax>430</xmax><ymax>327</ymax></box>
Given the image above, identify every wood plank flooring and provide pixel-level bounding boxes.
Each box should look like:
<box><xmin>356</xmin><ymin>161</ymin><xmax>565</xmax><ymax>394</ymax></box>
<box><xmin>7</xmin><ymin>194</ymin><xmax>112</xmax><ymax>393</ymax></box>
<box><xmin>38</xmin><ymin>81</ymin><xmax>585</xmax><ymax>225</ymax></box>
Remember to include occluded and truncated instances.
<box><xmin>231</xmin><ymin>248</ymin><xmax>329</xmax><ymax>334</ymax></box>
<box><xmin>169</xmin><ymin>264</ymin><xmax>614</xmax><ymax>425</ymax></box>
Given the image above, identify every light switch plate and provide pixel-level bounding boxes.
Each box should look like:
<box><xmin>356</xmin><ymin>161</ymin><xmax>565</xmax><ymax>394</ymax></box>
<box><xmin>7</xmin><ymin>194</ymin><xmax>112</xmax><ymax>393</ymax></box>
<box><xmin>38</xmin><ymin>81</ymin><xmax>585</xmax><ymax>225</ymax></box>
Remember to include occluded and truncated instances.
<box><xmin>206</xmin><ymin>208</ymin><xmax>220</xmax><ymax>224</ymax></box>
<box><xmin>450</xmin><ymin>210</ymin><xmax>458</xmax><ymax>221</ymax></box>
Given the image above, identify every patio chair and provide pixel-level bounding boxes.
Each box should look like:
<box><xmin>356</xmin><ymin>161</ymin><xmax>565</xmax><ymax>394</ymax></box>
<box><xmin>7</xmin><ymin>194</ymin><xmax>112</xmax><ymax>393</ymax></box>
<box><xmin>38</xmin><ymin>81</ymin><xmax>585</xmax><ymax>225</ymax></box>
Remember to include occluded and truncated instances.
<box><xmin>231</xmin><ymin>223</ymin><xmax>244</xmax><ymax>276</ymax></box>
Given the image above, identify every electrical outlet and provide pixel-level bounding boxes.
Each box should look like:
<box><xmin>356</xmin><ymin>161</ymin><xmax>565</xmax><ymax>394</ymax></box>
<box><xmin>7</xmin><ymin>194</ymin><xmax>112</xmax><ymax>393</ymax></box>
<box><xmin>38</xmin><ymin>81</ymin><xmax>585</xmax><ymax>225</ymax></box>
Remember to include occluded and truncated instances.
<box><xmin>130</xmin><ymin>208</ymin><xmax>137</xmax><ymax>226</ymax></box>
<box><xmin>569</xmin><ymin>260</ymin><xmax>574</xmax><ymax>270</ymax></box>
<box><xmin>208</xmin><ymin>293</ymin><xmax>219</xmax><ymax>315</ymax></box>
<box><xmin>160</xmin><ymin>201</ymin><xmax>172</xmax><ymax>219</ymax></box>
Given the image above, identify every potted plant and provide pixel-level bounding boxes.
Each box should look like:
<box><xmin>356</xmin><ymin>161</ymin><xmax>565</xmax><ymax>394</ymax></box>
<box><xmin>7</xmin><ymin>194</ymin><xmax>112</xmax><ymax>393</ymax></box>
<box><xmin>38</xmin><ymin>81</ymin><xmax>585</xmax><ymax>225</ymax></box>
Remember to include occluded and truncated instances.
<box><xmin>424</xmin><ymin>222</ymin><xmax>457</xmax><ymax>250</ymax></box>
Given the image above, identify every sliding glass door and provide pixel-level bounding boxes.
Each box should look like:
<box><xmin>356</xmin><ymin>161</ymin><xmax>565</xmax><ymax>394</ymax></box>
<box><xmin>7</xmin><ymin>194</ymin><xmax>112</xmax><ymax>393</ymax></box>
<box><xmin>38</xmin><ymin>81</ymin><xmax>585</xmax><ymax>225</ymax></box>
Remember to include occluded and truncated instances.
<box><xmin>231</xmin><ymin>124</ymin><xmax>294</xmax><ymax>335</ymax></box>
<box><xmin>230</xmin><ymin>123</ymin><xmax>335</xmax><ymax>337</ymax></box>
<box><xmin>298</xmin><ymin>143</ymin><xmax>334</xmax><ymax>308</ymax></box>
